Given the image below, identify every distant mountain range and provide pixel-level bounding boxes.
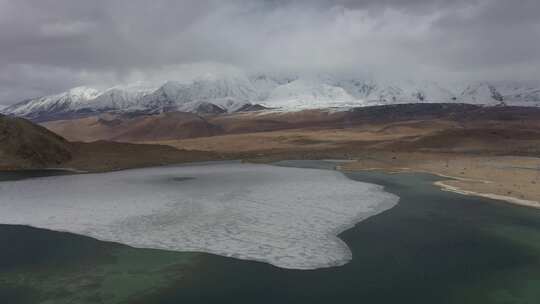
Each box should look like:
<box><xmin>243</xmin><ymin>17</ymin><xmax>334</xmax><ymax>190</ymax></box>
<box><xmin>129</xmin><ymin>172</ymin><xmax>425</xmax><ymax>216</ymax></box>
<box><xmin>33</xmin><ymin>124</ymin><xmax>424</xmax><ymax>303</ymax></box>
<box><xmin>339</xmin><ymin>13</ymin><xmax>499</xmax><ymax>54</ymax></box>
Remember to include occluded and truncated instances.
<box><xmin>2</xmin><ymin>73</ymin><xmax>540</xmax><ymax>121</ymax></box>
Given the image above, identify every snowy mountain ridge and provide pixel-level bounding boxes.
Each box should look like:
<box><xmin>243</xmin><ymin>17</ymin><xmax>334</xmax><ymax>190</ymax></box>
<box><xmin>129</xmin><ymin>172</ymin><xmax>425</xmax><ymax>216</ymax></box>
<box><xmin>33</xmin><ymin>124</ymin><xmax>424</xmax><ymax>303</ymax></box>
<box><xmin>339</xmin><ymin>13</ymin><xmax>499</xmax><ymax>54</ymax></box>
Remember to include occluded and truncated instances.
<box><xmin>3</xmin><ymin>74</ymin><xmax>540</xmax><ymax>121</ymax></box>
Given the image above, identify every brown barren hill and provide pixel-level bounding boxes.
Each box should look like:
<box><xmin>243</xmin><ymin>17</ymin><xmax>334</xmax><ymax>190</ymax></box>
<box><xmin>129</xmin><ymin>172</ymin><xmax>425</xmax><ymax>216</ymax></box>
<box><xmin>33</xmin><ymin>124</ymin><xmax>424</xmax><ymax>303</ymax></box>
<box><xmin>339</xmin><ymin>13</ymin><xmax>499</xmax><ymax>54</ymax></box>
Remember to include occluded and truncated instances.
<box><xmin>42</xmin><ymin>104</ymin><xmax>540</xmax><ymax>144</ymax></box>
<box><xmin>42</xmin><ymin>109</ymin><xmax>350</xmax><ymax>143</ymax></box>
<box><xmin>43</xmin><ymin>112</ymin><xmax>223</xmax><ymax>142</ymax></box>
<box><xmin>385</xmin><ymin>128</ymin><xmax>540</xmax><ymax>154</ymax></box>
<box><xmin>65</xmin><ymin>141</ymin><xmax>223</xmax><ymax>172</ymax></box>
<box><xmin>1</xmin><ymin>113</ymin><xmax>224</xmax><ymax>172</ymax></box>
<box><xmin>0</xmin><ymin>114</ymin><xmax>72</xmax><ymax>169</ymax></box>
<box><xmin>110</xmin><ymin>112</ymin><xmax>223</xmax><ymax>142</ymax></box>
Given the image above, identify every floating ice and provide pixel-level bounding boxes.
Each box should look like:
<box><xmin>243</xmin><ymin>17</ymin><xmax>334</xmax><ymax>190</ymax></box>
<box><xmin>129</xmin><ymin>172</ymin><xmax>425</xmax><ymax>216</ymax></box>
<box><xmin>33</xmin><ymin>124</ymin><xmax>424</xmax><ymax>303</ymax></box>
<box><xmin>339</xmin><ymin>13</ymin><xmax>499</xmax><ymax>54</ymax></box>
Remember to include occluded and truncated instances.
<box><xmin>0</xmin><ymin>163</ymin><xmax>398</xmax><ymax>269</ymax></box>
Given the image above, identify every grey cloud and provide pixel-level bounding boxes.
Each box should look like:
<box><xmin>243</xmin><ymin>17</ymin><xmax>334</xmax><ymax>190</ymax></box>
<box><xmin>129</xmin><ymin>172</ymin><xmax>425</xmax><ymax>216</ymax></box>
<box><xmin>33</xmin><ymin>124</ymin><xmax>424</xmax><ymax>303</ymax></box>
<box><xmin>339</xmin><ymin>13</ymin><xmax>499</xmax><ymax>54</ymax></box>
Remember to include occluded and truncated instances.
<box><xmin>0</xmin><ymin>0</ymin><xmax>539</xmax><ymax>104</ymax></box>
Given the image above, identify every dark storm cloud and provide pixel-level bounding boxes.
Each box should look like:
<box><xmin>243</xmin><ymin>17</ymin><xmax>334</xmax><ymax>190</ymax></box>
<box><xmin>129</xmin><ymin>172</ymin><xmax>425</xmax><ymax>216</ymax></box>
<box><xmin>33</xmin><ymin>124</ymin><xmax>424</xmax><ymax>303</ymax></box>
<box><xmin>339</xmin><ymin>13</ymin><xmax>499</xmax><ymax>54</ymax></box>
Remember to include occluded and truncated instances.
<box><xmin>0</xmin><ymin>0</ymin><xmax>539</xmax><ymax>104</ymax></box>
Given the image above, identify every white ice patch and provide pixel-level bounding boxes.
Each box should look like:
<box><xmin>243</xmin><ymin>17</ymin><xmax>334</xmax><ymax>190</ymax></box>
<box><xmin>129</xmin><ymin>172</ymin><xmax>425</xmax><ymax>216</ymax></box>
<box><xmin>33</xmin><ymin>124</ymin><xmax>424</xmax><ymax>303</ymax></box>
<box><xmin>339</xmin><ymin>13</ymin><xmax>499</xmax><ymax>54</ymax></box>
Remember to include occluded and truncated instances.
<box><xmin>0</xmin><ymin>163</ymin><xmax>398</xmax><ymax>269</ymax></box>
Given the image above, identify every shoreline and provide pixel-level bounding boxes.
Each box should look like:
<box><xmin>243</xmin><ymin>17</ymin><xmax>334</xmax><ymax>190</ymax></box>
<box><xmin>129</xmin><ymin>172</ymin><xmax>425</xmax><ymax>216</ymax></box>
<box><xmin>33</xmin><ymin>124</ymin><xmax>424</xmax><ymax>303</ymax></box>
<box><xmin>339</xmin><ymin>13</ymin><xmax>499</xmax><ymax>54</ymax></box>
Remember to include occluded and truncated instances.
<box><xmin>4</xmin><ymin>153</ymin><xmax>540</xmax><ymax>210</ymax></box>
<box><xmin>434</xmin><ymin>181</ymin><xmax>540</xmax><ymax>209</ymax></box>
<box><xmin>340</xmin><ymin>165</ymin><xmax>540</xmax><ymax>210</ymax></box>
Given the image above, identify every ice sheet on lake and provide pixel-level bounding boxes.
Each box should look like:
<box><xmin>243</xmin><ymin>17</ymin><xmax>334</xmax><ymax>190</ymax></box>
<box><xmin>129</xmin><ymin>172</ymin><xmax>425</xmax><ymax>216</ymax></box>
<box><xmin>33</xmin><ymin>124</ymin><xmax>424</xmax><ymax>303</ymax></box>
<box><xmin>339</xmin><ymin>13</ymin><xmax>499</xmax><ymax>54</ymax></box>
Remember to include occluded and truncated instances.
<box><xmin>0</xmin><ymin>163</ymin><xmax>398</xmax><ymax>269</ymax></box>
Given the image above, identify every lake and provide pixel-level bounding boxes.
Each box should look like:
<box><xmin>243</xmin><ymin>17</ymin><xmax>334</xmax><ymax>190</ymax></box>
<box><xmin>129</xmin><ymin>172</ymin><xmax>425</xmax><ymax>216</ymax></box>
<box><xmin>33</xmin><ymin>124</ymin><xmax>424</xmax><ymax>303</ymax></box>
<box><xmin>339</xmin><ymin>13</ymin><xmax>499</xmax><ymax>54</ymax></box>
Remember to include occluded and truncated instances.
<box><xmin>1</xmin><ymin>161</ymin><xmax>540</xmax><ymax>303</ymax></box>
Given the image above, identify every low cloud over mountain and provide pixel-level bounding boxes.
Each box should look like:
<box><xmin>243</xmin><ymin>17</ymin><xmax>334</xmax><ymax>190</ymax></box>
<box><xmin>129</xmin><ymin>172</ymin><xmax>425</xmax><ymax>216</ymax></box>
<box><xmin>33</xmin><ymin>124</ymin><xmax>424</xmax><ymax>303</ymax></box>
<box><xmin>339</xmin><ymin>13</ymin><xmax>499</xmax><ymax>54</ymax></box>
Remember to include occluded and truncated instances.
<box><xmin>1</xmin><ymin>0</ymin><xmax>539</xmax><ymax>105</ymax></box>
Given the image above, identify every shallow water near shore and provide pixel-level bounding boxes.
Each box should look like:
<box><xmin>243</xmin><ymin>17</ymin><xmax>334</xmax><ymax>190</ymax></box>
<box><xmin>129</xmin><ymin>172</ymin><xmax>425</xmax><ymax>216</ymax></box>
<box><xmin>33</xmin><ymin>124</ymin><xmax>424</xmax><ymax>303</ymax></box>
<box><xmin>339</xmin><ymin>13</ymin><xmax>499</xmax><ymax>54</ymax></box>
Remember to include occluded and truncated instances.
<box><xmin>2</xmin><ymin>161</ymin><xmax>540</xmax><ymax>303</ymax></box>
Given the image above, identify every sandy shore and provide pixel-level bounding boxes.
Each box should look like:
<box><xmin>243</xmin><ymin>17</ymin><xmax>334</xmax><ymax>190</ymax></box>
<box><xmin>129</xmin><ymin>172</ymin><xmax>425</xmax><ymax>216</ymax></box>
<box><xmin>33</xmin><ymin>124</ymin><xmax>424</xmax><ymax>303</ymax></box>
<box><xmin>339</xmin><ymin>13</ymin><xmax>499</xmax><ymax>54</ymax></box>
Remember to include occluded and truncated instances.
<box><xmin>434</xmin><ymin>181</ymin><xmax>540</xmax><ymax>208</ymax></box>
<box><xmin>341</xmin><ymin>152</ymin><xmax>540</xmax><ymax>209</ymax></box>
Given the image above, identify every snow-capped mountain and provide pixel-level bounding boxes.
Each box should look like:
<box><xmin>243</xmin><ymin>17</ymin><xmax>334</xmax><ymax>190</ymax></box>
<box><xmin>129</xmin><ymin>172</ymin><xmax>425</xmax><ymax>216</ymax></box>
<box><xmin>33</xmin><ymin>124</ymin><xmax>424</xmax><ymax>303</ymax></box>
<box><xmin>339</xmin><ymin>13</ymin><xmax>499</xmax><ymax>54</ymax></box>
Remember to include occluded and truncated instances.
<box><xmin>4</xmin><ymin>87</ymin><xmax>101</xmax><ymax>120</ymax></box>
<box><xmin>91</xmin><ymin>83</ymin><xmax>156</xmax><ymax>111</ymax></box>
<box><xmin>265</xmin><ymin>78</ymin><xmax>357</xmax><ymax>109</ymax></box>
<box><xmin>147</xmin><ymin>75</ymin><xmax>257</xmax><ymax>113</ymax></box>
<box><xmin>3</xmin><ymin>76</ymin><xmax>257</xmax><ymax>121</ymax></box>
<box><xmin>4</xmin><ymin>73</ymin><xmax>540</xmax><ymax>121</ymax></box>
<box><xmin>461</xmin><ymin>81</ymin><xmax>540</xmax><ymax>105</ymax></box>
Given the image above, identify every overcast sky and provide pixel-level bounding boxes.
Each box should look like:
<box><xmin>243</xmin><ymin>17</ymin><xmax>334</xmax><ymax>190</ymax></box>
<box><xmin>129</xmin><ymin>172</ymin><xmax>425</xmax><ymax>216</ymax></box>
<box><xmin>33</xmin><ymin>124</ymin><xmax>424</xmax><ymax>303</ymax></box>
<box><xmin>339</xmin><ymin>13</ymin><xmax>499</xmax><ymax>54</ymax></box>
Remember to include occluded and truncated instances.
<box><xmin>1</xmin><ymin>0</ymin><xmax>539</xmax><ymax>104</ymax></box>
